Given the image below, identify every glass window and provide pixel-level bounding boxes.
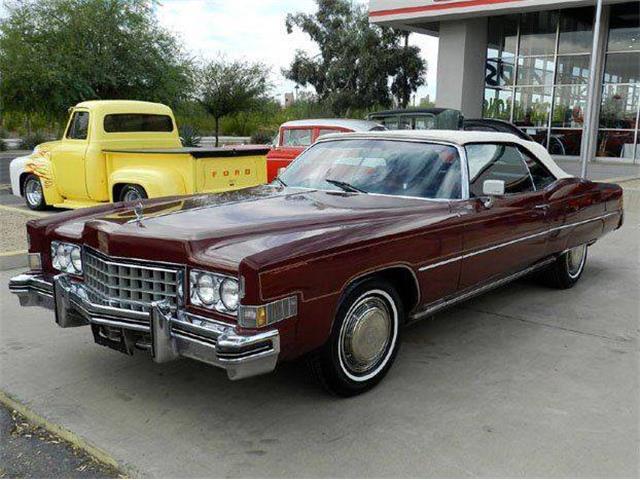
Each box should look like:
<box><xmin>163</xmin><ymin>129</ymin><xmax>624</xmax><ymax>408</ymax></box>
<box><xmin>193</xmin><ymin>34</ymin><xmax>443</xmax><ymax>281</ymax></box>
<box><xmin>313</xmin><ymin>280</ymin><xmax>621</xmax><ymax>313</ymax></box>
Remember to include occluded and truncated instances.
<box><xmin>597</xmin><ymin>130</ymin><xmax>638</xmax><ymax>159</ymax></box>
<box><xmin>486</xmin><ymin>58</ymin><xmax>515</xmax><ymax>87</ymax></box>
<box><xmin>466</xmin><ymin>144</ymin><xmax>535</xmax><ymax>197</ymax></box>
<box><xmin>513</xmin><ymin>87</ymin><xmax>552</xmax><ymax>127</ymax></box>
<box><xmin>519</xmin><ymin>11</ymin><xmax>559</xmax><ymax>57</ymax></box>
<box><xmin>556</xmin><ymin>55</ymin><xmax>591</xmax><ymax>84</ymax></box>
<box><xmin>603</xmin><ymin>52</ymin><xmax>640</xmax><ymax>85</ymax></box>
<box><xmin>282</xmin><ymin>128</ymin><xmax>313</xmax><ymax>147</ymax></box>
<box><xmin>280</xmin><ymin>139</ymin><xmax>463</xmax><ymax>200</ymax></box>
<box><xmin>66</xmin><ymin>111</ymin><xmax>89</xmax><ymax>140</ymax></box>
<box><xmin>549</xmin><ymin>129</ymin><xmax>583</xmax><ymax>156</ymax></box>
<box><xmin>517</xmin><ymin>56</ymin><xmax>556</xmax><ymax>85</ymax></box>
<box><xmin>103</xmin><ymin>114</ymin><xmax>174</xmax><ymax>133</ymax></box>
<box><xmin>483</xmin><ymin>88</ymin><xmax>512</xmax><ymax>120</ymax></box>
<box><xmin>519</xmin><ymin>148</ymin><xmax>557</xmax><ymax>189</ymax></box>
<box><xmin>600</xmin><ymin>84</ymin><xmax>639</xmax><ymax>129</ymax></box>
<box><xmin>552</xmin><ymin>85</ymin><xmax>587</xmax><ymax>128</ymax></box>
<box><xmin>607</xmin><ymin>3</ymin><xmax>640</xmax><ymax>53</ymax></box>
<box><xmin>487</xmin><ymin>15</ymin><xmax>519</xmax><ymax>59</ymax></box>
<box><xmin>558</xmin><ymin>7</ymin><xmax>594</xmax><ymax>54</ymax></box>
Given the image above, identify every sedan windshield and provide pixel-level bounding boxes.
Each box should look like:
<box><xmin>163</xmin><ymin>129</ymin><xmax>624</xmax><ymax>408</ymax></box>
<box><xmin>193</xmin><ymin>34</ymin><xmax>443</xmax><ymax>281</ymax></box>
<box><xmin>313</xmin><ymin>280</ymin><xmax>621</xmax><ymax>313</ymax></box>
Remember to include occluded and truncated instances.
<box><xmin>279</xmin><ymin>139</ymin><xmax>462</xmax><ymax>200</ymax></box>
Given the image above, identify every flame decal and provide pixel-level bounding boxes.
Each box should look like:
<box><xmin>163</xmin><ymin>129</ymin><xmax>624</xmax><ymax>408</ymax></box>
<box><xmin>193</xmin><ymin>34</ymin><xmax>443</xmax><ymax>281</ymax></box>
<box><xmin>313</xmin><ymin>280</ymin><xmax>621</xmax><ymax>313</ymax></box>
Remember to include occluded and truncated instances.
<box><xmin>24</xmin><ymin>149</ymin><xmax>54</xmax><ymax>188</ymax></box>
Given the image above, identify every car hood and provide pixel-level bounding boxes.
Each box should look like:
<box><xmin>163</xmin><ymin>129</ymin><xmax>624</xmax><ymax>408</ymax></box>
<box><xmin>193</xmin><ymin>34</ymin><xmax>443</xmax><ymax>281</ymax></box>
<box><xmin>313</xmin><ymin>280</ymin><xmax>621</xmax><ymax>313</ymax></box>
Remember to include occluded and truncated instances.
<box><xmin>53</xmin><ymin>185</ymin><xmax>453</xmax><ymax>271</ymax></box>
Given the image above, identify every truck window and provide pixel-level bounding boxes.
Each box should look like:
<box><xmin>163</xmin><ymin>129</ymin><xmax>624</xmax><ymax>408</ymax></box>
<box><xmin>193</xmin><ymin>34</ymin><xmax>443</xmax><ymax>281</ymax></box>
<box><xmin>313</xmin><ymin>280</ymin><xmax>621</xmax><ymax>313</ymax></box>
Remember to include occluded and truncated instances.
<box><xmin>103</xmin><ymin>114</ymin><xmax>174</xmax><ymax>133</ymax></box>
<box><xmin>66</xmin><ymin>111</ymin><xmax>89</xmax><ymax>140</ymax></box>
<box><xmin>282</xmin><ymin>128</ymin><xmax>312</xmax><ymax>147</ymax></box>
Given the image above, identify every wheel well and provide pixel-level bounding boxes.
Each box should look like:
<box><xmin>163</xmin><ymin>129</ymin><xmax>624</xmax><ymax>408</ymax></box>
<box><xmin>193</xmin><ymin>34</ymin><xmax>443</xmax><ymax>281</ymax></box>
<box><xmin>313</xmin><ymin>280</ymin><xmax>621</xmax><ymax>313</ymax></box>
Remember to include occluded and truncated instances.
<box><xmin>19</xmin><ymin>172</ymin><xmax>33</xmax><ymax>196</ymax></box>
<box><xmin>112</xmin><ymin>183</ymin><xmax>143</xmax><ymax>201</ymax></box>
<box><xmin>348</xmin><ymin>266</ymin><xmax>420</xmax><ymax>314</ymax></box>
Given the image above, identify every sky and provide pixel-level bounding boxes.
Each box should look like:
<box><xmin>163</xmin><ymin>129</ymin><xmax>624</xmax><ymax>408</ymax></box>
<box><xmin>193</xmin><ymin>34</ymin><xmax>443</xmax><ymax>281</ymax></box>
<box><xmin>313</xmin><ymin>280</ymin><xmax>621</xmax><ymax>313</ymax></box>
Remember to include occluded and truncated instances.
<box><xmin>154</xmin><ymin>0</ymin><xmax>439</xmax><ymax>104</ymax></box>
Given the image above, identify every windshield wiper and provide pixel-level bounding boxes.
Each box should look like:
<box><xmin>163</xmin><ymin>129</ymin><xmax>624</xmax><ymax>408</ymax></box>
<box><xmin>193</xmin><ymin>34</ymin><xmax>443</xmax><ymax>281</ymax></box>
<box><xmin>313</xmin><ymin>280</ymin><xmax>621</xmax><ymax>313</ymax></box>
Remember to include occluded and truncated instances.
<box><xmin>325</xmin><ymin>178</ymin><xmax>368</xmax><ymax>194</ymax></box>
<box><xmin>274</xmin><ymin>176</ymin><xmax>287</xmax><ymax>187</ymax></box>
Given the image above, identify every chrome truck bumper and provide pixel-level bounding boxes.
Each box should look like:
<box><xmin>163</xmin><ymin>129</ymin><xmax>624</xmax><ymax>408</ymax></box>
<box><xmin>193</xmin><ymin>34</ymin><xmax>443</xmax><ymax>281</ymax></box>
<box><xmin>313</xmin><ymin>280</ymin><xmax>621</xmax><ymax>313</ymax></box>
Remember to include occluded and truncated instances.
<box><xmin>8</xmin><ymin>273</ymin><xmax>279</xmax><ymax>380</ymax></box>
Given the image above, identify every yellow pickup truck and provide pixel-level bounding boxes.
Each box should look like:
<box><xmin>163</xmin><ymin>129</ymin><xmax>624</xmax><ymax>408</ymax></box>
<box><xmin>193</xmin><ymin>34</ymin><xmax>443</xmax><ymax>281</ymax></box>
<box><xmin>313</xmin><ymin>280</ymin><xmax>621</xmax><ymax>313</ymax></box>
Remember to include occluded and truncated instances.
<box><xmin>10</xmin><ymin>100</ymin><xmax>268</xmax><ymax>209</ymax></box>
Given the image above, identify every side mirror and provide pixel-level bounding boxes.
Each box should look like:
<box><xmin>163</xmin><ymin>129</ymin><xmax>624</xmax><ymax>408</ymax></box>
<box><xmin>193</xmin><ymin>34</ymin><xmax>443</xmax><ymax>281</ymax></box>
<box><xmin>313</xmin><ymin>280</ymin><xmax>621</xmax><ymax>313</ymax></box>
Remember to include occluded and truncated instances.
<box><xmin>483</xmin><ymin>179</ymin><xmax>505</xmax><ymax>196</ymax></box>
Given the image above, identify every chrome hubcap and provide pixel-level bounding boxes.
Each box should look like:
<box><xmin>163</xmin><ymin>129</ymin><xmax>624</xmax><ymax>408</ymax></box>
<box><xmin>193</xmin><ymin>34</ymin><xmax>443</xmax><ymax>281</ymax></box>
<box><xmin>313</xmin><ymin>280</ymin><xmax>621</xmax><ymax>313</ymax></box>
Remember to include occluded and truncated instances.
<box><xmin>25</xmin><ymin>178</ymin><xmax>43</xmax><ymax>206</ymax></box>
<box><xmin>123</xmin><ymin>189</ymin><xmax>141</xmax><ymax>202</ymax></box>
<box><xmin>340</xmin><ymin>296</ymin><xmax>392</xmax><ymax>375</ymax></box>
<box><xmin>567</xmin><ymin>244</ymin><xmax>587</xmax><ymax>278</ymax></box>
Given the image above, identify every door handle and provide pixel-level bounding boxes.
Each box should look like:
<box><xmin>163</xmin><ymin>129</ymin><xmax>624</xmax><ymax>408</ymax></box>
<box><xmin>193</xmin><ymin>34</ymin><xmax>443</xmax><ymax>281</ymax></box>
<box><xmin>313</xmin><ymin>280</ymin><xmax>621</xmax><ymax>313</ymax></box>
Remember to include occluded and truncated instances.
<box><xmin>534</xmin><ymin>204</ymin><xmax>549</xmax><ymax>212</ymax></box>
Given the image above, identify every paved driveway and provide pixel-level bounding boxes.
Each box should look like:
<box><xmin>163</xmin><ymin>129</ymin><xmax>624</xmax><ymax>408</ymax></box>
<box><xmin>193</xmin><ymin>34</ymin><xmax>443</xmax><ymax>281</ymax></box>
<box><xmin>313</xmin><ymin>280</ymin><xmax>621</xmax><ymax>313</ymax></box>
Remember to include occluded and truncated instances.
<box><xmin>0</xmin><ymin>215</ymin><xmax>638</xmax><ymax>478</ymax></box>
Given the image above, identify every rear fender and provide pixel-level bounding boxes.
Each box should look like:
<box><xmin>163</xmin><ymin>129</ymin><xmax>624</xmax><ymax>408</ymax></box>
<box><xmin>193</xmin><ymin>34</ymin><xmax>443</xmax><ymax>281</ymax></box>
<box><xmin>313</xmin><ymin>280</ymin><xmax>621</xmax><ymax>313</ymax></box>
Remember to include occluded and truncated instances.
<box><xmin>109</xmin><ymin>168</ymin><xmax>187</xmax><ymax>201</ymax></box>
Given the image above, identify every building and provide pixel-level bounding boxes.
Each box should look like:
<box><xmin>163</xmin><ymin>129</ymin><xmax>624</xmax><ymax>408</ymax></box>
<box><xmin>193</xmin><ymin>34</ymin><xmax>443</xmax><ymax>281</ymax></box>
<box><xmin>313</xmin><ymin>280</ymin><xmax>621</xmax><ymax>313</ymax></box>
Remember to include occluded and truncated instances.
<box><xmin>369</xmin><ymin>0</ymin><xmax>639</xmax><ymax>165</ymax></box>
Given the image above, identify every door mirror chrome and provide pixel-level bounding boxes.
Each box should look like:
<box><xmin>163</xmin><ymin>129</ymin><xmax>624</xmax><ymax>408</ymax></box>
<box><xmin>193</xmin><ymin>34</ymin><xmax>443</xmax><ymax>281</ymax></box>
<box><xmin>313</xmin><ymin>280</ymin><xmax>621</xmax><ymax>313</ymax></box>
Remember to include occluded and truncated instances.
<box><xmin>483</xmin><ymin>179</ymin><xmax>505</xmax><ymax>196</ymax></box>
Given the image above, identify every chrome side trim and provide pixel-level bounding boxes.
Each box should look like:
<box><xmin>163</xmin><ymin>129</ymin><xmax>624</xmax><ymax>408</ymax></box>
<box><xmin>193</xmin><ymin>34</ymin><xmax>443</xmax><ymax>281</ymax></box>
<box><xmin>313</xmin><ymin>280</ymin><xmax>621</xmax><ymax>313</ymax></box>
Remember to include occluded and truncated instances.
<box><xmin>418</xmin><ymin>211</ymin><xmax>619</xmax><ymax>272</ymax></box>
<box><xmin>411</xmin><ymin>257</ymin><xmax>556</xmax><ymax>321</ymax></box>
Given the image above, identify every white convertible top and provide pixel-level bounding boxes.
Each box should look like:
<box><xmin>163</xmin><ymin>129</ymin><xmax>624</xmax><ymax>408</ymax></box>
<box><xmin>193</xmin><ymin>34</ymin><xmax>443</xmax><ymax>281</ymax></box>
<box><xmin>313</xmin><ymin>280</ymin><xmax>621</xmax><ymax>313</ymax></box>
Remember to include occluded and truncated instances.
<box><xmin>319</xmin><ymin>129</ymin><xmax>571</xmax><ymax>180</ymax></box>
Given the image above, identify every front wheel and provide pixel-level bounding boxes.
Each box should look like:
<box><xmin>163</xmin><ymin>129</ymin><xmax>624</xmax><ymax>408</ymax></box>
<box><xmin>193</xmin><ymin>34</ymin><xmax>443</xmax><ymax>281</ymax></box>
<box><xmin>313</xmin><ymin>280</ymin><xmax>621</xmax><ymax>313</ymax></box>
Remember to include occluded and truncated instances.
<box><xmin>539</xmin><ymin>244</ymin><xmax>588</xmax><ymax>289</ymax></box>
<box><xmin>119</xmin><ymin>184</ymin><xmax>147</xmax><ymax>203</ymax></box>
<box><xmin>23</xmin><ymin>174</ymin><xmax>47</xmax><ymax>210</ymax></box>
<box><xmin>310</xmin><ymin>279</ymin><xmax>403</xmax><ymax>397</ymax></box>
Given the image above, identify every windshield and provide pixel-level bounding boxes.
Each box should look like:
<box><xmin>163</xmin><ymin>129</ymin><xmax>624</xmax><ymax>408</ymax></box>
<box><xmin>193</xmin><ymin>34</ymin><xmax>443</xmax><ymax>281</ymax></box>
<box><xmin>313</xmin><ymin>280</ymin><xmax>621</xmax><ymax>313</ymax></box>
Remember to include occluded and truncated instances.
<box><xmin>279</xmin><ymin>139</ymin><xmax>462</xmax><ymax>200</ymax></box>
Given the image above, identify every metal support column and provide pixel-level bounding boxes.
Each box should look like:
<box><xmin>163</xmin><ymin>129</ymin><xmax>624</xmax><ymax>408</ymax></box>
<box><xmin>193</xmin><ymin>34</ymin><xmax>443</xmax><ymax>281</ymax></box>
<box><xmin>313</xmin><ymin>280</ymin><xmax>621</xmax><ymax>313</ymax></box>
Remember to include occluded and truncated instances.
<box><xmin>580</xmin><ymin>0</ymin><xmax>605</xmax><ymax>178</ymax></box>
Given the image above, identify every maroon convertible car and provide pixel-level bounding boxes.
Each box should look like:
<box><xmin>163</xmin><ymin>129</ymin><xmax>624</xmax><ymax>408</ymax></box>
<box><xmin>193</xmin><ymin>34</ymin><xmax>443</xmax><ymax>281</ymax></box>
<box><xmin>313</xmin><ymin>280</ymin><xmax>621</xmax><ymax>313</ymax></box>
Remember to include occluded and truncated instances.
<box><xmin>9</xmin><ymin>131</ymin><xmax>623</xmax><ymax>396</ymax></box>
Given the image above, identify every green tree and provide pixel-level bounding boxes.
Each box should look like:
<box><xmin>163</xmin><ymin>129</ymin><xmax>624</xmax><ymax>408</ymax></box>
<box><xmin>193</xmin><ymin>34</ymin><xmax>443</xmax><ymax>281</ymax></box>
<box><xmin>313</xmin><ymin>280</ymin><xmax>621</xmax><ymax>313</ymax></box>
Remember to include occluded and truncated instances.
<box><xmin>0</xmin><ymin>0</ymin><xmax>192</xmax><ymax>124</ymax></box>
<box><xmin>284</xmin><ymin>0</ymin><xmax>426</xmax><ymax>115</ymax></box>
<box><xmin>196</xmin><ymin>58</ymin><xmax>272</xmax><ymax>146</ymax></box>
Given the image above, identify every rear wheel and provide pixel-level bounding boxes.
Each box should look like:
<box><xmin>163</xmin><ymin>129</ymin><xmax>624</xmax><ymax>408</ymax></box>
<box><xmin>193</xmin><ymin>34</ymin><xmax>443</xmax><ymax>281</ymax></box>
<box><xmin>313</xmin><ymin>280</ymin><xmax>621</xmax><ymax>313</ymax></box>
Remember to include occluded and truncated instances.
<box><xmin>118</xmin><ymin>184</ymin><xmax>147</xmax><ymax>203</ymax></box>
<box><xmin>310</xmin><ymin>279</ymin><xmax>403</xmax><ymax>397</ymax></box>
<box><xmin>539</xmin><ymin>244</ymin><xmax>588</xmax><ymax>289</ymax></box>
<box><xmin>23</xmin><ymin>174</ymin><xmax>47</xmax><ymax>210</ymax></box>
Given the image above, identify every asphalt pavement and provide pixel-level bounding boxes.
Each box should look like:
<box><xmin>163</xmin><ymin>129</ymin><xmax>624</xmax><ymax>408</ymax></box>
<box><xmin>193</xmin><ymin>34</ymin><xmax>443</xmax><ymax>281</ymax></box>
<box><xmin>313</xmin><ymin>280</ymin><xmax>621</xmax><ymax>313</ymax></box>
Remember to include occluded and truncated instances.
<box><xmin>0</xmin><ymin>209</ymin><xmax>637</xmax><ymax>477</ymax></box>
<box><xmin>0</xmin><ymin>404</ymin><xmax>121</xmax><ymax>478</ymax></box>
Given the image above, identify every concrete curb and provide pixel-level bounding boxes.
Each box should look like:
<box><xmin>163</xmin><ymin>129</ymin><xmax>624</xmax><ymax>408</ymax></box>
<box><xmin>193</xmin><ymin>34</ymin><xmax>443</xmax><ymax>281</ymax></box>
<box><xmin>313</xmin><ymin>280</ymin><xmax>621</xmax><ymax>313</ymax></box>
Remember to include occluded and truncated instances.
<box><xmin>0</xmin><ymin>250</ymin><xmax>27</xmax><ymax>271</ymax></box>
<box><xmin>0</xmin><ymin>390</ymin><xmax>133</xmax><ymax>477</ymax></box>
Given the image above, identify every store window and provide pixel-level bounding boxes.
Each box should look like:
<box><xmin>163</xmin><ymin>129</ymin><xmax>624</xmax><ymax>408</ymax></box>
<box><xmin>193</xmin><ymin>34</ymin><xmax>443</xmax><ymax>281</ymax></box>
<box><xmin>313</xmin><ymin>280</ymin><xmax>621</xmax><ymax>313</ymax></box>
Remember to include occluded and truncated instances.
<box><xmin>597</xmin><ymin>3</ymin><xmax>640</xmax><ymax>160</ymax></box>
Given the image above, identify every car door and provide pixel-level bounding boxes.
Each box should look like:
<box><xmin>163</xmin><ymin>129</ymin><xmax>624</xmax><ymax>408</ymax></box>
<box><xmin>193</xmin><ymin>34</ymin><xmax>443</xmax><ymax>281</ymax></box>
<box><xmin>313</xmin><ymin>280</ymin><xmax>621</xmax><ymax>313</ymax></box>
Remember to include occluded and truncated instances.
<box><xmin>454</xmin><ymin>143</ymin><xmax>550</xmax><ymax>290</ymax></box>
<box><xmin>51</xmin><ymin>110</ymin><xmax>90</xmax><ymax>200</ymax></box>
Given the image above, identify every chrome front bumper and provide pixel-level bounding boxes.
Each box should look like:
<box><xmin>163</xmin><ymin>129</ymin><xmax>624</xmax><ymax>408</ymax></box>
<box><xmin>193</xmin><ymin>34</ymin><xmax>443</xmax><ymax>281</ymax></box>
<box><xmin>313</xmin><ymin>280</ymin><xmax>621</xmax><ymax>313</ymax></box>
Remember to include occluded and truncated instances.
<box><xmin>8</xmin><ymin>273</ymin><xmax>279</xmax><ymax>380</ymax></box>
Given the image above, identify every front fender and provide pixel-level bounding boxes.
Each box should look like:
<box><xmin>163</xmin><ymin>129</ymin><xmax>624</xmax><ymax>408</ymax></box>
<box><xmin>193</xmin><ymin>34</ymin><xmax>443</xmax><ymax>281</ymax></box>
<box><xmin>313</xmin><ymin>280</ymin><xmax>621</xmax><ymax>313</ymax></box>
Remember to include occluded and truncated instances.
<box><xmin>109</xmin><ymin>168</ymin><xmax>187</xmax><ymax>201</ymax></box>
<box><xmin>14</xmin><ymin>149</ymin><xmax>64</xmax><ymax>205</ymax></box>
<box><xmin>9</xmin><ymin>154</ymin><xmax>32</xmax><ymax>197</ymax></box>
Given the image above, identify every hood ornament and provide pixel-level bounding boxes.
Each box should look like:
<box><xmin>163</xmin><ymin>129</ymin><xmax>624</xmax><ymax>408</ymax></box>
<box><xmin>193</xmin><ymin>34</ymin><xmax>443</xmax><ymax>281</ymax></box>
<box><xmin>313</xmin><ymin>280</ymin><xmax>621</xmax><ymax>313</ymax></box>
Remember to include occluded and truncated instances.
<box><xmin>133</xmin><ymin>201</ymin><xmax>145</xmax><ymax>225</ymax></box>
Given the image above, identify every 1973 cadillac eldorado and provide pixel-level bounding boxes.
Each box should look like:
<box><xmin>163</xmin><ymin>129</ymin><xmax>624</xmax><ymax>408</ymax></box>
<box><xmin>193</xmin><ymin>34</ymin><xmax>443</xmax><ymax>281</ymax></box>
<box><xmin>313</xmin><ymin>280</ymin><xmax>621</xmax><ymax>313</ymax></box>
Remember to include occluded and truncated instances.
<box><xmin>9</xmin><ymin>131</ymin><xmax>624</xmax><ymax>396</ymax></box>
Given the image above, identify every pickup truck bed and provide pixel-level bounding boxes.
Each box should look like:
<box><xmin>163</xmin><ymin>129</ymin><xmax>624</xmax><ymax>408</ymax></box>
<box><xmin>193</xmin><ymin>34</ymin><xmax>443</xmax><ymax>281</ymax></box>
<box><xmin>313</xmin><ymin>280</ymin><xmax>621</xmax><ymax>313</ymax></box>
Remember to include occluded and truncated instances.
<box><xmin>103</xmin><ymin>145</ymin><xmax>270</xmax><ymax>157</ymax></box>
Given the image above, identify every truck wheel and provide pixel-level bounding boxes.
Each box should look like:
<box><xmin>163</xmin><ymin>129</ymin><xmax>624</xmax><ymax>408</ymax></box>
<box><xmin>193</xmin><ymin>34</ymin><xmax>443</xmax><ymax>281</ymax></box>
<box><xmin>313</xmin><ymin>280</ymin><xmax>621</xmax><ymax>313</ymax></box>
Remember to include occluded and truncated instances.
<box><xmin>310</xmin><ymin>279</ymin><xmax>403</xmax><ymax>397</ymax></box>
<box><xmin>119</xmin><ymin>184</ymin><xmax>147</xmax><ymax>203</ymax></box>
<box><xmin>539</xmin><ymin>244</ymin><xmax>588</xmax><ymax>289</ymax></box>
<box><xmin>23</xmin><ymin>174</ymin><xmax>47</xmax><ymax>210</ymax></box>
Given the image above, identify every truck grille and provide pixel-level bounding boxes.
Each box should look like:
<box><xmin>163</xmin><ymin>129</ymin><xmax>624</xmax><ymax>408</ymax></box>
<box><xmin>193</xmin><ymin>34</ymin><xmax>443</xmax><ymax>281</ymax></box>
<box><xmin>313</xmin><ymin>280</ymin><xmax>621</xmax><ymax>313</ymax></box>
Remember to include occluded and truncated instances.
<box><xmin>83</xmin><ymin>249</ymin><xmax>183</xmax><ymax>312</ymax></box>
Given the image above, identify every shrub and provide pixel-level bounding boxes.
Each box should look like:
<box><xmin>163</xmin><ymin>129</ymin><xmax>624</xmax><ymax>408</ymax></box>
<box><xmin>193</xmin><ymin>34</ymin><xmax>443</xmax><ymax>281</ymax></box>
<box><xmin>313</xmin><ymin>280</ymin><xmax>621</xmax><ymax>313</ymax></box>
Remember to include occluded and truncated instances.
<box><xmin>22</xmin><ymin>130</ymin><xmax>48</xmax><ymax>150</ymax></box>
<box><xmin>179</xmin><ymin>124</ymin><xmax>201</xmax><ymax>147</ymax></box>
<box><xmin>251</xmin><ymin>128</ymin><xmax>278</xmax><ymax>145</ymax></box>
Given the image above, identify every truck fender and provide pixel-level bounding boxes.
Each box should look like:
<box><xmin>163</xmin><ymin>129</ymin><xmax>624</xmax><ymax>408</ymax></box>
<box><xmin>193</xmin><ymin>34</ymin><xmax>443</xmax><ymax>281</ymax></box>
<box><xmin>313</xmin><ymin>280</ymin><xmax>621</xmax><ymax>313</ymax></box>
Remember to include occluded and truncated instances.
<box><xmin>109</xmin><ymin>168</ymin><xmax>187</xmax><ymax>201</ymax></box>
<box><xmin>13</xmin><ymin>150</ymin><xmax>63</xmax><ymax>205</ymax></box>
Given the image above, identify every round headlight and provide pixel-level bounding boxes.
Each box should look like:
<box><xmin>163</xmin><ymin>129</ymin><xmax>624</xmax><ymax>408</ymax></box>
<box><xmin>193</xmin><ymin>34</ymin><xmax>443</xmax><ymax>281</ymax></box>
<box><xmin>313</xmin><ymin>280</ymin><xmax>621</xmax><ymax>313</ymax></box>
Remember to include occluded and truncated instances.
<box><xmin>220</xmin><ymin>278</ymin><xmax>239</xmax><ymax>311</ymax></box>
<box><xmin>56</xmin><ymin>244</ymin><xmax>69</xmax><ymax>270</ymax></box>
<box><xmin>196</xmin><ymin>274</ymin><xmax>218</xmax><ymax>306</ymax></box>
<box><xmin>70</xmin><ymin>246</ymin><xmax>82</xmax><ymax>273</ymax></box>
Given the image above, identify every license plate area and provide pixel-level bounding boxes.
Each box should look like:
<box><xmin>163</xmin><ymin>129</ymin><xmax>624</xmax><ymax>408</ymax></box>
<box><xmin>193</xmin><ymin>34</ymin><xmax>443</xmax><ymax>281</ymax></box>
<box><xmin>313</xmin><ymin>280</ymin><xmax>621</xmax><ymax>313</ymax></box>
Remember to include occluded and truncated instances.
<box><xmin>91</xmin><ymin>324</ymin><xmax>136</xmax><ymax>355</ymax></box>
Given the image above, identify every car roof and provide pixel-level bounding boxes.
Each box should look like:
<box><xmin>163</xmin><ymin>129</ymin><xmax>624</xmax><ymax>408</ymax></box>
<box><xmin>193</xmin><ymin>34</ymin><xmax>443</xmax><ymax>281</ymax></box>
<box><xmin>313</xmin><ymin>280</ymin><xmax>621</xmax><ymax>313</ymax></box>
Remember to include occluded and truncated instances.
<box><xmin>318</xmin><ymin>129</ymin><xmax>529</xmax><ymax>145</ymax></box>
<box><xmin>73</xmin><ymin>100</ymin><xmax>173</xmax><ymax>115</ymax></box>
<box><xmin>316</xmin><ymin>130</ymin><xmax>571</xmax><ymax>180</ymax></box>
<box><xmin>280</xmin><ymin>119</ymin><xmax>383</xmax><ymax>131</ymax></box>
<box><xmin>368</xmin><ymin>107</ymin><xmax>454</xmax><ymax>117</ymax></box>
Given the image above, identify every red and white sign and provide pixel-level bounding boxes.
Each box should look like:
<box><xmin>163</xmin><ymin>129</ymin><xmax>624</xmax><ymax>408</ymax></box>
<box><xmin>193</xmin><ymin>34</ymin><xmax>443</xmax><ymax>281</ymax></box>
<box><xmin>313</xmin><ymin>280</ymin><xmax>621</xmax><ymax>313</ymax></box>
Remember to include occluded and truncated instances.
<box><xmin>369</xmin><ymin>0</ymin><xmax>591</xmax><ymax>22</ymax></box>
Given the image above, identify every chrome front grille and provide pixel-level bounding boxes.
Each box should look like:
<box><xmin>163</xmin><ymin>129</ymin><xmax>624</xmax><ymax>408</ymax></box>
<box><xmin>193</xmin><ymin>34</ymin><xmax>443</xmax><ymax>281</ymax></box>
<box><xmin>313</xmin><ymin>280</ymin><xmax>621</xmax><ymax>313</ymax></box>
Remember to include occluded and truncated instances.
<box><xmin>83</xmin><ymin>249</ymin><xmax>183</xmax><ymax>312</ymax></box>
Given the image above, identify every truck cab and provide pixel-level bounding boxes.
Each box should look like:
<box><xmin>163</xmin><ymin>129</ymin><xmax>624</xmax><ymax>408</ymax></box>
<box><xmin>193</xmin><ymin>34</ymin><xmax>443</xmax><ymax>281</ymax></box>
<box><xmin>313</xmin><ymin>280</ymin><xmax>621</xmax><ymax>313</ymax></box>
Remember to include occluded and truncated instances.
<box><xmin>11</xmin><ymin>100</ymin><xmax>268</xmax><ymax>209</ymax></box>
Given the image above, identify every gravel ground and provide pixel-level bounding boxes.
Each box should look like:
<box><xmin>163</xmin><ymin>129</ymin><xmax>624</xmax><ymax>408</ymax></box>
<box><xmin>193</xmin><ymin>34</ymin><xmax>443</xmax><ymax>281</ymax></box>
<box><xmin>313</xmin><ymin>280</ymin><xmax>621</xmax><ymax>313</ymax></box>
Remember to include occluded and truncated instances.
<box><xmin>0</xmin><ymin>209</ymin><xmax>35</xmax><ymax>253</ymax></box>
<box><xmin>0</xmin><ymin>404</ymin><xmax>121</xmax><ymax>478</ymax></box>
